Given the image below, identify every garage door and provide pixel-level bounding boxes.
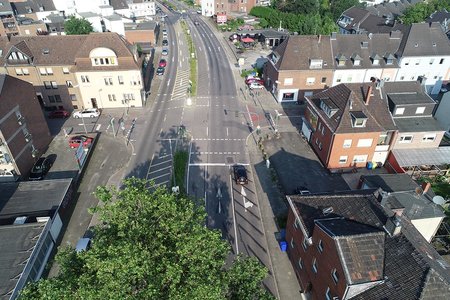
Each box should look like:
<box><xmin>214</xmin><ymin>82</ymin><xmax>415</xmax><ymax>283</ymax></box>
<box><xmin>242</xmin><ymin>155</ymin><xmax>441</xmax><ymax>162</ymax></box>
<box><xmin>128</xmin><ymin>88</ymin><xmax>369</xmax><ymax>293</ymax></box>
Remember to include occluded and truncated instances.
<box><xmin>301</xmin><ymin>118</ymin><xmax>312</xmax><ymax>142</ymax></box>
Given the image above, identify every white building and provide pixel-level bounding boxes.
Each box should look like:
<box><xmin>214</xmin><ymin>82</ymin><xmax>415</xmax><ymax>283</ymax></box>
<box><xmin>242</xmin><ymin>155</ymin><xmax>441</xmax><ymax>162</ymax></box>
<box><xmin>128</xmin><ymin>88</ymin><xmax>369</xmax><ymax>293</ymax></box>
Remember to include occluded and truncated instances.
<box><xmin>434</xmin><ymin>92</ymin><xmax>450</xmax><ymax>137</ymax></box>
<box><xmin>103</xmin><ymin>14</ymin><xmax>126</xmax><ymax>36</ymax></box>
<box><xmin>394</xmin><ymin>23</ymin><xmax>450</xmax><ymax>95</ymax></box>
<box><xmin>201</xmin><ymin>0</ymin><xmax>215</xmax><ymax>17</ymax></box>
<box><xmin>77</xmin><ymin>12</ymin><xmax>103</xmax><ymax>32</ymax></box>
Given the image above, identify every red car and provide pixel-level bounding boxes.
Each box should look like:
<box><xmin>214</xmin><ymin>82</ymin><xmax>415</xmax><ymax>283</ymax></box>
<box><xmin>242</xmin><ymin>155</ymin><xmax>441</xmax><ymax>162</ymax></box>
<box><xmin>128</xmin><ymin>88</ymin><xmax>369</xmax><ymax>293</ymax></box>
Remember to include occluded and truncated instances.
<box><xmin>246</xmin><ymin>78</ymin><xmax>264</xmax><ymax>85</ymax></box>
<box><xmin>48</xmin><ymin>110</ymin><xmax>70</xmax><ymax>119</ymax></box>
<box><xmin>159</xmin><ymin>59</ymin><xmax>167</xmax><ymax>67</ymax></box>
<box><xmin>69</xmin><ymin>135</ymin><xmax>93</xmax><ymax>149</ymax></box>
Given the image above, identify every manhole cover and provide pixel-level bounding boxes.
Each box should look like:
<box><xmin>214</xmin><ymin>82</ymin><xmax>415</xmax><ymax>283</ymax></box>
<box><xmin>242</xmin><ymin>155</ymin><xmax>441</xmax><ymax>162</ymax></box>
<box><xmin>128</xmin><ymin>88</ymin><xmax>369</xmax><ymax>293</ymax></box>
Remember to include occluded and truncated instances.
<box><xmin>226</xmin><ymin>156</ymin><xmax>234</xmax><ymax>164</ymax></box>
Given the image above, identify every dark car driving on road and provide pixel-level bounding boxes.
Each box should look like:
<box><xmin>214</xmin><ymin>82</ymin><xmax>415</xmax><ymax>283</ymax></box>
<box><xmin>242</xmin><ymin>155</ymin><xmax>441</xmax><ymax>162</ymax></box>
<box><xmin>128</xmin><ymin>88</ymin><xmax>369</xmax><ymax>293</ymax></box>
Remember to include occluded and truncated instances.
<box><xmin>162</xmin><ymin>39</ymin><xmax>168</xmax><ymax>46</ymax></box>
<box><xmin>29</xmin><ymin>157</ymin><xmax>52</xmax><ymax>180</ymax></box>
<box><xmin>156</xmin><ymin>67</ymin><xmax>165</xmax><ymax>76</ymax></box>
<box><xmin>233</xmin><ymin>165</ymin><xmax>248</xmax><ymax>185</ymax></box>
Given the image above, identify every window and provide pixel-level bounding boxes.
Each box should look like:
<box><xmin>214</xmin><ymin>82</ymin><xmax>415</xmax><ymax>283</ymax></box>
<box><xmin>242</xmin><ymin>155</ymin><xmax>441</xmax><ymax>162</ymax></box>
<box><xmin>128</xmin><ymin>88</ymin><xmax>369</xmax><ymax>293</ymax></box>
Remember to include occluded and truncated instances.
<box><xmin>404</xmin><ymin>60</ymin><xmax>409</xmax><ymax>66</ymax></box>
<box><xmin>48</xmin><ymin>95</ymin><xmax>55</xmax><ymax>103</ymax></box>
<box><xmin>44</xmin><ymin>81</ymin><xmax>51</xmax><ymax>89</ymax></box>
<box><xmin>318</xmin><ymin>141</ymin><xmax>322</xmax><ymax>150</ymax></box>
<box><xmin>410</xmin><ymin>76</ymin><xmax>415</xmax><ymax>80</ymax></box>
<box><xmin>104</xmin><ymin>77</ymin><xmax>113</xmax><ymax>85</ymax></box>
<box><xmin>353</xmin><ymin>118</ymin><xmax>366</xmax><ymax>127</ymax></box>
<box><xmin>118</xmin><ymin>75</ymin><xmax>124</xmax><ymax>85</ymax></box>
<box><xmin>290</xmin><ymin>237</ymin><xmax>295</xmax><ymax>249</ymax></box>
<box><xmin>353</xmin><ymin>59</ymin><xmax>361</xmax><ymax>66</ymax></box>
<box><xmin>55</xmin><ymin>95</ymin><xmax>62</xmax><ymax>102</ymax></box>
<box><xmin>422</xmin><ymin>134</ymin><xmax>436</xmax><ymax>142</ymax></box>
<box><xmin>416</xmin><ymin>107</ymin><xmax>425</xmax><ymax>114</ymax></box>
<box><xmin>415</xmin><ymin>60</ymin><xmax>420</xmax><ymax>65</ymax></box>
<box><xmin>372</xmin><ymin>59</ymin><xmax>379</xmax><ymax>65</ymax></box>
<box><xmin>325</xmin><ymin>287</ymin><xmax>332</xmax><ymax>300</ymax></box>
<box><xmin>332</xmin><ymin>269</ymin><xmax>339</xmax><ymax>284</ymax></box>
<box><xmin>317</xmin><ymin>240</ymin><xmax>323</xmax><ymax>253</ymax></box>
<box><xmin>23</xmin><ymin>68</ymin><xmax>29</xmax><ymax>75</ymax></box>
<box><xmin>298</xmin><ymin>258</ymin><xmax>303</xmax><ymax>269</ymax></box>
<box><xmin>70</xmin><ymin>94</ymin><xmax>77</xmax><ymax>101</ymax></box>
<box><xmin>440</xmin><ymin>58</ymin><xmax>444</xmax><ymax>64</ymax></box>
<box><xmin>302</xmin><ymin>238</ymin><xmax>308</xmax><ymax>251</ymax></box>
<box><xmin>123</xmin><ymin>93</ymin><xmax>135</xmax><ymax>101</ymax></box>
<box><xmin>321</xmin><ymin>77</ymin><xmax>326</xmax><ymax>83</ymax></box>
<box><xmin>39</xmin><ymin>68</ymin><xmax>47</xmax><ymax>75</ymax></box>
<box><xmin>293</xmin><ymin>219</ymin><xmax>300</xmax><ymax>229</ymax></box>
<box><xmin>357</xmin><ymin>138</ymin><xmax>373</xmax><ymax>147</ymax></box>
<box><xmin>353</xmin><ymin>155</ymin><xmax>368</xmax><ymax>163</ymax></box>
<box><xmin>395</xmin><ymin>107</ymin><xmax>405</xmax><ymax>115</ymax></box>
<box><xmin>343</xmin><ymin>139</ymin><xmax>352</xmax><ymax>148</ymax></box>
<box><xmin>51</xmin><ymin>81</ymin><xmax>58</xmax><ymax>89</ymax></box>
<box><xmin>399</xmin><ymin>135</ymin><xmax>413</xmax><ymax>143</ymax></box>
<box><xmin>336</xmin><ymin>77</ymin><xmax>341</xmax><ymax>83</ymax></box>
<box><xmin>108</xmin><ymin>94</ymin><xmax>116</xmax><ymax>101</ymax></box>
<box><xmin>339</xmin><ymin>156</ymin><xmax>347</xmax><ymax>164</ymax></box>
<box><xmin>15</xmin><ymin>68</ymin><xmax>23</xmax><ymax>76</ymax></box>
<box><xmin>306</xmin><ymin>77</ymin><xmax>315</xmax><ymax>85</ymax></box>
<box><xmin>66</xmin><ymin>80</ymin><xmax>73</xmax><ymax>87</ymax></box>
<box><xmin>429</xmin><ymin>59</ymin><xmax>434</xmax><ymax>65</ymax></box>
<box><xmin>81</xmin><ymin>75</ymin><xmax>90</xmax><ymax>83</ymax></box>
<box><xmin>347</xmin><ymin>75</ymin><xmax>352</xmax><ymax>82</ymax></box>
<box><xmin>46</xmin><ymin>68</ymin><xmax>53</xmax><ymax>75</ymax></box>
<box><xmin>400</xmin><ymin>76</ymin><xmax>405</xmax><ymax>80</ymax></box>
<box><xmin>312</xmin><ymin>258</ymin><xmax>318</xmax><ymax>273</ymax></box>
<box><xmin>62</xmin><ymin>67</ymin><xmax>70</xmax><ymax>74</ymax></box>
<box><xmin>284</xmin><ymin>78</ymin><xmax>293</xmax><ymax>85</ymax></box>
<box><xmin>321</xmin><ymin>126</ymin><xmax>325</xmax><ymax>135</ymax></box>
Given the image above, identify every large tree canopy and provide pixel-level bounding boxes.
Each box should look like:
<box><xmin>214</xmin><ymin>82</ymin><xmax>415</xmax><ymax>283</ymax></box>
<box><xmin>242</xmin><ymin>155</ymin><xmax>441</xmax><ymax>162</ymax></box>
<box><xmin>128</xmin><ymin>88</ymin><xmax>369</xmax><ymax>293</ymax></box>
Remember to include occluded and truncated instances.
<box><xmin>400</xmin><ymin>0</ymin><xmax>450</xmax><ymax>24</ymax></box>
<box><xmin>64</xmin><ymin>16</ymin><xmax>93</xmax><ymax>35</ymax></box>
<box><xmin>20</xmin><ymin>178</ymin><xmax>273</xmax><ymax>300</ymax></box>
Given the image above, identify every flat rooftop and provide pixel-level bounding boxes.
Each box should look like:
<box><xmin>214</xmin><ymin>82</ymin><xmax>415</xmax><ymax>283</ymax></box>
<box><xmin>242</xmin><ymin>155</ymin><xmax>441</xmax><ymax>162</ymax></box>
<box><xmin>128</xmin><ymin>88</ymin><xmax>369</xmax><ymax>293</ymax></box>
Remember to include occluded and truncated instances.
<box><xmin>0</xmin><ymin>179</ymin><xmax>72</xmax><ymax>218</ymax></box>
<box><xmin>388</xmin><ymin>92</ymin><xmax>435</xmax><ymax>105</ymax></box>
<box><xmin>125</xmin><ymin>21</ymin><xmax>157</xmax><ymax>31</ymax></box>
<box><xmin>395</xmin><ymin>117</ymin><xmax>444</xmax><ymax>132</ymax></box>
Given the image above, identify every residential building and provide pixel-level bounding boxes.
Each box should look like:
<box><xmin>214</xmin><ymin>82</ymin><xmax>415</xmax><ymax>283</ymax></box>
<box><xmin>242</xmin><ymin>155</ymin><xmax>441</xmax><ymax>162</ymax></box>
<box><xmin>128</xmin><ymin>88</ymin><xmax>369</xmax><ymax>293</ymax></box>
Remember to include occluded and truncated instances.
<box><xmin>76</xmin><ymin>12</ymin><xmax>103</xmax><ymax>32</ymax></box>
<box><xmin>111</xmin><ymin>0</ymin><xmax>156</xmax><ymax>18</ymax></box>
<box><xmin>75</xmin><ymin>0</ymin><xmax>109</xmax><ymax>13</ymax></box>
<box><xmin>0</xmin><ymin>179</ymin><xmax>73</xmax><ymax>300</ymax></box>
<box><xmin>0</xmin><ymin>74</ymin><xmax>51</xmax><ymax>181</ymax></box>
<box><xmin>45</xmin><ymin>12</ymin><xmax>66</xmax><ymax>35</ymax></box>
<box><xmin>434</xmin><ymin>92</ymin><xmax>450</xmax><ymax>137</ymax></box>
<box><xmin>10</xmin><ymin>0</ymin><xmax>58</xmax><ymax>23</ymax></box>
<box><xmin>263</xmin><ymin>35</ymin><xmax>334</xmax><ymax>103</ymax></box>
<box><xmin>394</xmin><ymin>22</ymin><xmax>450</xmax><ymax>94</ymax></box>
<box><xmin>360</xmin><ymin>174</ymin><xmax>446</xmax><ymax>242</ymax></box>
<box><xmin>103</xmin><ymin>14</ymin><xmax>126</xmax><ymax>36</ymax></box>
<box><xmin>124</xmin><ymin>21</ymin><xmax>158</xmax><ymax>47</ymax></box>
<box><xmin>0</xmin><ymin>32</ymin><xmax>144</xmax><ymax>110</ymax></box>
<box><xmin>0</xmin><ymin>0</ymin><xmax>18</xmax><ymax>37</ymax></box>
<box><xmin>16</xmin><ymin>17</ymin><xmax>47</xmax><ymax>36</ymax></box>
<box><xmin>384</xmin><ymin>81</ymin><xmax>445</xmax><ymax>149</ymax></box>
<box><xmin>426</xmin><ymin>9</ymin><xmax>450</xmax><ymax>34</ymax></box>
<box><xmin>286</xmin><ymin>191</ymin><xmax>450</xmax><ymax>300</ymax></box>
<box><xmin>303</xmin><ymin>83</ymin><xmax>396</xmax><ymax>169</ymax></box>
<box><xmin>330</xmin><ymin>31</ymin><xmax>402</xmax><ymax>86</ymax></box>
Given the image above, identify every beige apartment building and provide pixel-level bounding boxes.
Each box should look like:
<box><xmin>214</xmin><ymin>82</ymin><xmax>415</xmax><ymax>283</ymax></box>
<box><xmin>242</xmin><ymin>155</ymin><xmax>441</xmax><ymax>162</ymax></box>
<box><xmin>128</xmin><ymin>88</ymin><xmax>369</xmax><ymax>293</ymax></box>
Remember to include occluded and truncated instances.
<box><xmin>0</xmin><ymin>32</ymin><xmax>144</xmax><ymax>111</ymax></box>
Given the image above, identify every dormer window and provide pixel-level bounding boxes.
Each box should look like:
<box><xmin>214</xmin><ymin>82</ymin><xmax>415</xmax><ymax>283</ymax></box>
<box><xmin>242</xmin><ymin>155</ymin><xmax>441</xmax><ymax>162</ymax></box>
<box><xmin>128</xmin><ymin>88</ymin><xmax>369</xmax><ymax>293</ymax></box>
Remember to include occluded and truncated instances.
<box><xmin>385</xmin><ymin>53</ymin><xmax>395</xmax><ymax>65</ymax></box>
<box><xmin>352</xmin><ymin>54</ymin><xmax>362</xmax><ymax>66</ymax></box>
<box><xmin>351</xmin><ymin>111</ymin><xmax>367</xmax><ymax>128</ymax></box>
<box><xmin>310</xmin><ymin>59</ymin><xmax>323</xmax><ymax>69</ymax></box>
<box><xmin>89</xmin><ymin>47</ymin><xmax>118</xmax><ymax>67</ymax></box>
<box><xmin>270</xmin><ymin>53</ymin><xmax>279</xmax><ymax>65</ymax></box>
<box><xmin>371</xmin><ymin>54</ymin><xmax>381</xmax><ymax>66</ymax></box>
<box><xmin>320</xmin><ymin>99</ymin><xmax>338</xmax><ymax>118</ymax></box>
<box><xmin>336</xmin><ymin>54</ymin><xmax>346</xmax><ymax>66</ymax></box>
<box><xmin>361</xmin><ymin>41</ymin><xmax>368</xmax><ymax>49</ymax></box>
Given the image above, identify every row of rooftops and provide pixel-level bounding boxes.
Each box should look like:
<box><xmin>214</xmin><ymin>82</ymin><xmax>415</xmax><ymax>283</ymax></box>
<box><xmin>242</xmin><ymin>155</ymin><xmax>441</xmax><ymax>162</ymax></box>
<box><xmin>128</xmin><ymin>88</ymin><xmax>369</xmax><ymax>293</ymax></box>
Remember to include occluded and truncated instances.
<box><xmin>288</xmin><ymin>186</ymin><xmax>450</xmax><ymax>299</ymax></box>
<box><xmin>271</xmin><ymin>22</ymin><xmax>450</xmax><ymax>71</ymax></box>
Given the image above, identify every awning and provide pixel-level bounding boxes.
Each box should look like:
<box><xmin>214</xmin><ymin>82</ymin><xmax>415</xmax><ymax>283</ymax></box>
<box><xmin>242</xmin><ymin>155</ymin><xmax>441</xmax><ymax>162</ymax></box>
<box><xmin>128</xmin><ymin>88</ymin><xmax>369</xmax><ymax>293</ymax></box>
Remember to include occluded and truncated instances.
<box><xmin>241</xmin><ymin>37</ymin><xmax>254</xmax><ymax>43</ymax></box>
<box><xmin>392</xmin><ymin>147</ymin><xmax>450</xmax><ymax>167</ymax></box>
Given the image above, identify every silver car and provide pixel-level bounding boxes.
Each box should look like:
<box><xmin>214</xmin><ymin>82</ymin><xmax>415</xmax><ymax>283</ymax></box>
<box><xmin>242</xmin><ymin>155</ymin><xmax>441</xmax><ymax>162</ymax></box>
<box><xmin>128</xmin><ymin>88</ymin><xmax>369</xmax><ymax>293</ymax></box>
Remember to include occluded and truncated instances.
<box><xmin>73</xmin><ymin>108</ymin><xmax>100</xmax><ymax>118</ymax></box>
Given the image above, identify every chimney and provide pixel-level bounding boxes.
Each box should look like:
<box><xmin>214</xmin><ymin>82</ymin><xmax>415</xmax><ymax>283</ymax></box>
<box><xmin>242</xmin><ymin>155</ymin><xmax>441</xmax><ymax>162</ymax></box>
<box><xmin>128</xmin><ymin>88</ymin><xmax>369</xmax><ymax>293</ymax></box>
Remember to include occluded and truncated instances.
<box><xmin>385</xmin><ymin>215</ymin><xmax>402</xmax><ymax>236</ymax></box>
<box><xmin>365</xmin><ymin>85</ymin><xmax>373</xmax><ymax>105</ymax></box>
<box><xmin>421</xmin><ymin>182</ymin><xmax>431</xmax><ymax>194</ymax></box>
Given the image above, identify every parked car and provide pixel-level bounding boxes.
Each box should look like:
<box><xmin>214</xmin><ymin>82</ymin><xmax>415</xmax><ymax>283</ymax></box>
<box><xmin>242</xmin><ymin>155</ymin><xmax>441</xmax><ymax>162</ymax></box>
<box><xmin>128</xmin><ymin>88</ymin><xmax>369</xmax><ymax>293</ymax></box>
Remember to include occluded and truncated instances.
<box><xmin>48</xmin><ymin>110</ymin><xmax>70</xmax><ymax>119</ymax></box>
<box><xmin>73</xmin><ymin>108</ymin><xmax>100</xmax><ymax>119</ymax></box>
<box><xmin>159</xmin><ymin>59</ymin><xmax>167</xmax><ymax>67</ymax></box>
<box><xmin>69</xmin><ymin>135</ymin><xmax>93</xmax><ymax>149</ymax></box>
<box><xmin>156</xmin><ymin>67</ymin><xmax>165</xmax><ymax>76</ymax></box>
<box><xmin>29</xmin><ymin>157</ymin><xmax>52</xmax><ymax>180</ymax></box>
<box><xmin>245</xmin><ymin>74</ymin><xmax>260</xmax><ymax>80</ymax></box>
<box><xmin>248</xmin><ymin>82</ymin><xmax>264</xmax><ymax>90</ymax></box>
<box><xmin>197</xmin><ymin>9</ymin><xmax>201</xmax><ymax>14</ymax></box>
<box><xmin>162</xmin><ymin>39</ymin><xmax>169</xmax><ymax>46</ymax></box>
<box><xmin>295</xmin><ymin>186</ymin><xmax>311</xmax><ymax>195</ymax></box>
<box><xmin>246</xmin><ymin>78</ymin><xmax>264</xmax><ymax>85</ymax></box>
<box><xmin>233</xmin><ymin>165</ymin><xmax>248</xmax><ymax>185</ymax></box>
<box><xmin>75</xmin><ymin>237</ymin><xmax>92</xmax><ymax>252</ymax></box>
<box><xmin>162</xmin><ymin>48</ymin><xmax>169</xmax><ymax>56</ymax></box>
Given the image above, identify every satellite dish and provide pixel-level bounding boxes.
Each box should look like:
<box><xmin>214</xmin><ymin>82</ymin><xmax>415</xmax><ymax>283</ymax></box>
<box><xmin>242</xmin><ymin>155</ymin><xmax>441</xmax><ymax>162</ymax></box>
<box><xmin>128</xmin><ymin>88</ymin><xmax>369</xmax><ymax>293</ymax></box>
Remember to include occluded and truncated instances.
<box><xmin>432</xmin><ymin>196</ymin><xmax>446</xmax><ymax>206</ymax></box>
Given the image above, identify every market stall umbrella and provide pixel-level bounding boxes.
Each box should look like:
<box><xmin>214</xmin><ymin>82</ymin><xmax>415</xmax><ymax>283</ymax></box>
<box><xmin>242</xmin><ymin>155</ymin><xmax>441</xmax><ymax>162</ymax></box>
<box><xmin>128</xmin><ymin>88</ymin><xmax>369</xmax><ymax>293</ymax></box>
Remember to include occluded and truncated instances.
<box><xmin>241</xmin><ymin>37</ymin><xmax>254</xmax><ymax>43</ymax></box>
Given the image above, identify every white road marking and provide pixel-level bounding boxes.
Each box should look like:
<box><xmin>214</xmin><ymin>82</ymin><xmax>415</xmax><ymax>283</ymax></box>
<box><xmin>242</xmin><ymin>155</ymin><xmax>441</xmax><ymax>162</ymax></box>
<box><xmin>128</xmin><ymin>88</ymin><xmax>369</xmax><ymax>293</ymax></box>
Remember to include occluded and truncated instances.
<box><xmin>199</xmin><ymin>46</ymin><xmax>202</xmax><ymax>52</ymax></box>
<box><xmin>148</xmin><ymin>172</ymin><xmax>171</xmax><ymax>181</ymax></box>
<box><xmin>167</xmin><ymin>78</ymin><xmax>171</xmax><ymax>86</ymax></box>
<box><xmin>163</xmin><ymin>114</ymin><xmax>167</xmax><ymax>122</ymax></box>
<box><xmin>180</xmin><ymin>78</ymin><xmax>183</xmax><ymax>86</ymax></box>
<box><xmin>218</xmin><ymin>47</ymin><xmax>220</xmax><ymax>51</ymax></box>
<box><xmin>206</xmin><ymin>126</ymin><xmax>208</xmax><ymax>136</ymax></box>
<box><xmin>227</xmin><ymin>128</ymin><xmax>229</xmax><ymax>136</ymax></box>
<box><xmin>148</xmin><ymin>165</ymin><xmax>172</xmax><ymax>174</ymax></box>
<box><xmin>160</xmin><ymin>128</ymin><xmax>163</xmax><ymax>134</ymax></box>
<box><xmin>189</xmin><ymin>163</ymin><xmax>250</xmax><ymax>166</ymax></box>
<box><xmin>172</xmin><ymin>57</ymin><xmax>175</xmax><ymax>62</ymax></box>
<box><xmin>95</xmin><ymin>124</ymin><xmax>101</xmax><ymax>131</ymax></box>
<box><xmin>230</xmin><ymin>173</ymin><xmax>239</xmax><ymax>254</ymax></box>
<box><xmin>208</xmin><ymin>46</ymin><xmax>211</xmax><ymax>51</ymax></box>
<box><xmin>186</xmin><ymin>142</ymin><xmax>193</xmax><ymax>194</ymax></box>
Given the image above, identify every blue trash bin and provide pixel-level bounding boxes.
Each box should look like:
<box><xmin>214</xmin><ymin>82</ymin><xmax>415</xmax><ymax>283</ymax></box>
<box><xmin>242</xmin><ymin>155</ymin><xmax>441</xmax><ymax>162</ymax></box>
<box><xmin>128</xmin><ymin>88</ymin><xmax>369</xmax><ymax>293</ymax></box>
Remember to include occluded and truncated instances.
<box><xmin>366</xmin><ymin>162</ymin><xmax>373</xmax><ymax>170</ymax></box>
<box><xmin>280</xmin><ymin>241</ymin><xmax>287</xmax><ymax>252</ymax></box>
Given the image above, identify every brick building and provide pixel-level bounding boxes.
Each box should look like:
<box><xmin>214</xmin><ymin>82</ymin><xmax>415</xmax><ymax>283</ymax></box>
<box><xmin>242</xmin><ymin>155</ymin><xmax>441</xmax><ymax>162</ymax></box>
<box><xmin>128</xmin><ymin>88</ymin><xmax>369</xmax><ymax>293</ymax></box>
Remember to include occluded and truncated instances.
<box><xmin>0</xmin><ymin>74</ymin><xmax>51</xmax><ymax>181</ymax></box>
<box><xmin>285</xmin><ymin>191</ymin><xmax>450</xmax><ymax>299</ymax></box>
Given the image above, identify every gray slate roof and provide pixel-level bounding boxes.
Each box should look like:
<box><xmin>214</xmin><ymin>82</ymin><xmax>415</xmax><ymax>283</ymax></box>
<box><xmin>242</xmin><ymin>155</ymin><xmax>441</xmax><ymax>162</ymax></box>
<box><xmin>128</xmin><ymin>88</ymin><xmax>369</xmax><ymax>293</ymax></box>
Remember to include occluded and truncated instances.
<box><xmin>361</xmin><ymin>174</ymin><xmax>420</xmax><ymax>192</ymax></box>
<box><xmin>386</xmin><ymin>192</ymin><xmax>445</xmax><ymax>220</ymax></box>
<box><xmin>10</xmin><ymin>0</ymin><xmax>56</xmax><ymax>15</ymax></box>
<box><xmin>395</xmin><ymin>116</ymin><xmax>444</xmax><ymax>132</ymax></box>
<box><xmin>290</xmin><ymin>191</ymin><xmax>450</xmax><ymax>299</ymax></box>
<box><xmin>396</xmin><ymin>22</ymin><xmax>450</xmax><ymax>57</ymax></box>
<box><xmin>392</xmin><ymin>147</ymin><xmax>450</xmax><ymax>167</ymax></box>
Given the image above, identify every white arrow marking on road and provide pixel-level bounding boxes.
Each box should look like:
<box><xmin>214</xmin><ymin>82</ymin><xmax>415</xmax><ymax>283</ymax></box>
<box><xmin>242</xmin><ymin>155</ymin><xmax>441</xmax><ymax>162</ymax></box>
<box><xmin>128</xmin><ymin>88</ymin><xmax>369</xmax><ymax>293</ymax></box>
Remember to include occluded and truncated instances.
<box><xmin>226</xmin><ymin>127</ymin><xmax>229</xmax><ymax>136</ymax></box>
<box><xmin>241</xmin><ymin>186</ymin><xmax>247</xmax><ymax>198</ymax></box>
<box><xmin>199</xmin><ymin>46</ymin><xmax>202</xmax><ymax>52</ymax></box>
<box><xmin>95</xmin><ymin>124</ymin><xmax>101</xmax><ymax>131</ymax></box>
<box><xmin>216</xmin><ymin>187</ymin><xmax>222</xmax><ymax>199</ymax></box>
<box><xmin>167</xmin><ymin>78</ymin><xmax>171</xmax><ymax>86</ymax></box>
<box><xmin>208</xmin><ymin>46</ymin><xmax>211</xmax><ymax>52</ymax></box>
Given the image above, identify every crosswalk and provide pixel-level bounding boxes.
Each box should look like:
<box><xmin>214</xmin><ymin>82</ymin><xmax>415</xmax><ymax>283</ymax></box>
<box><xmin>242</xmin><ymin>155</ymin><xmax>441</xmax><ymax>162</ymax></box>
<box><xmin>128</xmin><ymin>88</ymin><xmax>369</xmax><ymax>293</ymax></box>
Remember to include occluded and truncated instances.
<box><xmin>146</xmin><ymin>140</ymin><xmax>176</xmax><ymax>189</ymax></box>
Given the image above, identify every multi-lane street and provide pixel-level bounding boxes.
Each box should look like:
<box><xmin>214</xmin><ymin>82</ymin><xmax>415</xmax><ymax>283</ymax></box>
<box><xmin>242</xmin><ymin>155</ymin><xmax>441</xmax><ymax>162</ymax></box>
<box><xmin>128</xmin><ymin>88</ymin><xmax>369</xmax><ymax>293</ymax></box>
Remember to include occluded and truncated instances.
<box><xmin>122</xmin><ymin>2</ymin><xmax>278</xmax><ymax>296</ymax></box>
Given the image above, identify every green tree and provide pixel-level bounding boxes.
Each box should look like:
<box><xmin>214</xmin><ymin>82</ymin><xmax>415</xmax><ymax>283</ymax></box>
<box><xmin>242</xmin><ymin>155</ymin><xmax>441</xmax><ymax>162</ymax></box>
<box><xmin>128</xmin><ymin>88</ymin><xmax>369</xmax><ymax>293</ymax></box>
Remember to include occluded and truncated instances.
<box><xmin>330</xmin><ymin>0</ymin><xmax>360</xmax><ymax>20</ymax></box>
<box><xmin>20</xmin><ymin>178</ymin><xmax>273</xmax><ymax>300</ymax></box>
<box><xmin>64</xmin><ymin>16</ymin><xmax>93</xmax><ymax>35</ymax></box>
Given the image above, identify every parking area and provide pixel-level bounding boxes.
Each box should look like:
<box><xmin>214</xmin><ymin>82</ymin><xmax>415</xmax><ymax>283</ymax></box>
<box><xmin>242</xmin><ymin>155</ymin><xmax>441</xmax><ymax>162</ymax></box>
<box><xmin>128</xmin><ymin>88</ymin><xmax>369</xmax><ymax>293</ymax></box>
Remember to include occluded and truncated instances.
<box><xmin>262</xmin><ymin>132</ymin><xmax>349</xmax><ymax>195</ymax></box>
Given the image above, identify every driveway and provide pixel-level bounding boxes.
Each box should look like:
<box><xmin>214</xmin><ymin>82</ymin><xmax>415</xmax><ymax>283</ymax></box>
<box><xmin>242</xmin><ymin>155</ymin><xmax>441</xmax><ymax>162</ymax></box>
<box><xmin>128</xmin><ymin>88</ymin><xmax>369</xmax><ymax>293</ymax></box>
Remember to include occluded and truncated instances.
<box><xmin>262</xmin><ymin>132</ymin><xmax>349</xmax><ymax>195</ymax></box>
